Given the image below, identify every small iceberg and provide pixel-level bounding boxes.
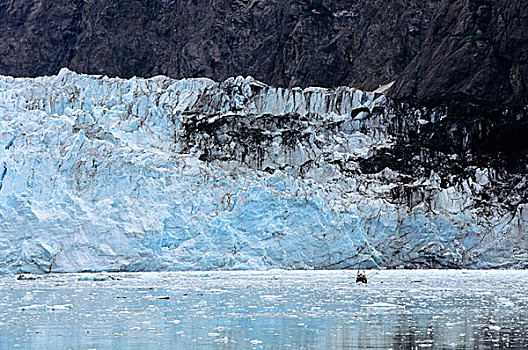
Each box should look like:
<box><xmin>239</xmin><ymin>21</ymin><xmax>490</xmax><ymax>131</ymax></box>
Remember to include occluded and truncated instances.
<box><xmin>361</xmin><ymin>302</ymin><xmax>405</xmax><ymax>309</ymax></box>
<box><xmin>19</xmin><ymin>304</ymin><xmax>73</xmax><ymax>311</ymax></box>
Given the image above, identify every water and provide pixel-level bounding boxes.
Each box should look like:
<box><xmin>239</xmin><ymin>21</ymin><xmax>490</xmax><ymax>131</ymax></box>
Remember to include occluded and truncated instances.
<box><xmin>0</xmin><ymin>270</ymin><xmax>526</xmax><ymax>349</ymax></box>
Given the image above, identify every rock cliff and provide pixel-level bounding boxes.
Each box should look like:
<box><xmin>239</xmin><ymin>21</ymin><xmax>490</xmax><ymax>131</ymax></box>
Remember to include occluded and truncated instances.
<box><xmin>392</xmin><ymin>0</ymin><xmax>528</xmax><ymax>111</ymax></box>
<box><xmin>3</xmin><ymin>0</ymin><xmax>525</xmax><ymax>110</ymax></box>
<box><xmin>0</xmin><ymin>0</ymin><xmax>435</xmax><ymax>92</ymax></box>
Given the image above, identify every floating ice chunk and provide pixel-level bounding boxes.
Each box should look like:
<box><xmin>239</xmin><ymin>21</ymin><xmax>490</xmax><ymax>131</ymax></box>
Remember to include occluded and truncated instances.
<box><xmin>18</xmin><ymin>304</ymin><xmax>46</xmax><ymax>311</ymax></box>
<box><xmin>259</xmin><ymin>295</ymin><xmax>283</xmax><ymax>300</ymax></box>
<box><xmin>48</xmin><ymin>304</ymin><xmax>73</xmax><ymax>310</ymax></box>
<box><xmin>18</xmin><ymin>304</ymin><xmax>73</xmax><ymax>311</ymax></box>
<box><xmin>498</xmin><ymin>297</ymin><xmax>515</xmax><ymax>307</ymax></box>
<box><xmin>361</xmin><ymin>302</ymin><xmax>405</xmax><ymax>309</ymax></box>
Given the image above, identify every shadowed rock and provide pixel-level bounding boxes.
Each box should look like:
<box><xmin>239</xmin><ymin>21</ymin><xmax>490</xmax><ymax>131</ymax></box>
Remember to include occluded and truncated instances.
<box><xmin>391</xmin><ymin>0</ymin><xmax>528</xmax><ymax>111</ymax></box>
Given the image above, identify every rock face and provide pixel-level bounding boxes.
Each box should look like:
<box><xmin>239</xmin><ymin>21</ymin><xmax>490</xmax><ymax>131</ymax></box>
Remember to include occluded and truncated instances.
<box><xmin>0</xmin><ymin>0</ymin><xmax>526</xmax><ymax>109</ymax></box>
<box><xmin>0</xmin><ymin>1</ymin><xmax>432</xmax><ymax>95</ymax></box>
<box><xmin>392</xmin><ymin>0</ymin><xmax>528</xmax><ymax>110</ymax></box>
<box><xmin>0</xmin><ymin>70</ymin><xmax>526</xmax><ymax>273</ymax></box>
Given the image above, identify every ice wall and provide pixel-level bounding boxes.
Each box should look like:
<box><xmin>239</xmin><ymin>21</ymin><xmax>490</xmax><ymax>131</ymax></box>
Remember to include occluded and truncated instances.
<box><xmin>0</xmin><ymin>69</ymin><xmax>526</xmax><ymax>273</ymax></box>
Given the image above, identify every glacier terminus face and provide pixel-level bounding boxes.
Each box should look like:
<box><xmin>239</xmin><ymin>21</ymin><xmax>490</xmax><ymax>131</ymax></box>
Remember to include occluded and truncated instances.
<box><xmin>0</xmin><ymin>69</ymin><xmax>526</xmax><ymax>273</ymax></box>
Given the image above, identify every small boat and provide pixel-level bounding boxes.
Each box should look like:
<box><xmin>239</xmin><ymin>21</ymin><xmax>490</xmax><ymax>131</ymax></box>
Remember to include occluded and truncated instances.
<box><xmin>356</xmin><ymin>270</ymin><xmax>367</xmax><ymax>284</ymax></box>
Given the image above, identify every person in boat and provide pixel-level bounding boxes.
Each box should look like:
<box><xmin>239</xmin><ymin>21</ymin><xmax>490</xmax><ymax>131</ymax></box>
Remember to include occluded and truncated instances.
<box><xmin>356</xmin><ymin>270</ymin><xmax>367</xmax><ymax>284</ymax></box>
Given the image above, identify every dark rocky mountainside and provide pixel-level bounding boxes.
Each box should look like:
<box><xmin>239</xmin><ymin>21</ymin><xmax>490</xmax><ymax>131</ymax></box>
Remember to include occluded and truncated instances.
<box><xmin>392</xmin><ymin>0</ymin><xmax>528</xmax><ymax>111</ymax></box>
<box><xmin>1</xmin><ymin>0</ymin><xmax>526</xmax><ymax>110</ymax></box>
<box><xmin>0</xmin><ymin>0</ymin><xmax>436</xmax><ymax>91</ymax></box>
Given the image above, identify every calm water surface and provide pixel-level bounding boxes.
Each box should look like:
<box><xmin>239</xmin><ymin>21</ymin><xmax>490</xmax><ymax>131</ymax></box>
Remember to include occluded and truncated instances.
<box><xmin>0</xmin><ymin>270</ymin><xmax>527</xmax><ymax>349</ymax></box>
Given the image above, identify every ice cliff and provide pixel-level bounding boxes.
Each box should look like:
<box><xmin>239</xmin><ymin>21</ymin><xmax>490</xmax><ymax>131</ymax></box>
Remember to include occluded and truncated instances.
<box><xmin>0</xmin><ymin>69</ymin><xmax>526</xmax><ymax>273</ymax></box>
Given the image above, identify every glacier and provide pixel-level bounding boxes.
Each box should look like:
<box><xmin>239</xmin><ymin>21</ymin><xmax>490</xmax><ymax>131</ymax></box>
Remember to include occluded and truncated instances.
<box><xmin>0</xmin><ymin>69</ymin><xmax>526</xmax><ymax>273</ymax></box>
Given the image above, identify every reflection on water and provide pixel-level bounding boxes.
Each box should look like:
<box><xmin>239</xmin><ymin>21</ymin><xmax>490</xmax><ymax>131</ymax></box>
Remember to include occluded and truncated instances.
<box><xmin>0</xmin><ymin>270</ymin><xmax>527</xmax><ymax>349</ymax></box>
